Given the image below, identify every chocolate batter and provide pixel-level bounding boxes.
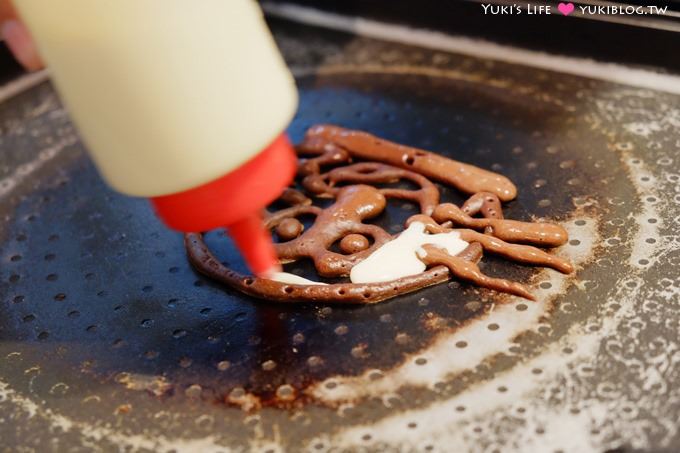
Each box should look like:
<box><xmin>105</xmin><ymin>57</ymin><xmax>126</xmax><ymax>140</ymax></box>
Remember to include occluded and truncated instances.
<box><xmin>185</xmin><ymin>125</ymin><xmax>573</xmax><ymax>303</ymax></box>
<box><xmin>298</xmin><ymin>124</ymin><xmax>518</xmax><ymax>201</ymax></box>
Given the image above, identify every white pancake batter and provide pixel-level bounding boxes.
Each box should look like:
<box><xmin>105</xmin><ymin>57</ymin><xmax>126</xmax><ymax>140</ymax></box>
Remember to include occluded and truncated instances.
<box><xmin>350</xmin><ymin>222</ymin><xmax>468</xmax><ymax>283</ymax></box>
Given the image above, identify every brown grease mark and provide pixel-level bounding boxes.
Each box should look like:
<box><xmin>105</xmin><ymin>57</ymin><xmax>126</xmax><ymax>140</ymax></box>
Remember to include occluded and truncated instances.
<box><xmin>115</xmin><ymin>372</ymin><xmax>173</xmax><ymax>397</ymax></box>
<box><xmin>299</xmin><ymin>124</ymin><xmax>517</xmax><ymax>201</ymax></box>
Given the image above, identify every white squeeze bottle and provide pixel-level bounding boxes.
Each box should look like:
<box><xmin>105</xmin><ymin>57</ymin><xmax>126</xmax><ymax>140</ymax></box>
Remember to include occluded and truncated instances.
<box><xmin>13</xmin><ymin>0</ymin><xmax>298</xmax><ymax>275</ymax></box>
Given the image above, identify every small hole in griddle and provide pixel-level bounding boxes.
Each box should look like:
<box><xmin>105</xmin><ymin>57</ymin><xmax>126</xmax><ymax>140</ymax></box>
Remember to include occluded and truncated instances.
<box><xmin>86</xmin><ymin>325</ymin><xmax>98</xmax><ymax>333</ymax></box>
<box><xmin>575</xmin><ymin>220</ymin><xmax>586</xmax><ymax>226</ymax></box>
<box><xmin>84</xmin><ymin>273</ymin><xmax>95</xmax><ymax>280</ymax></box>
<box><xmin>142</xmin><ymin>285</ymin><xmax>153</xmax><ymax>292</ymax></box>
<box><xmin>48</xmin><ymin>234</ymin><xmax>59</xmax><ymax>242</ymax></box>
<box><xmin>9</xmin><ymin>274</ymin><xmax>20</xmax><ymax>283</ymax></box>
<box><xmin>193</xmin><ymin>280</ymin><xmax>204</xmax><ymax>287</ymax></box>
<box><xmin>168</xmin><ymin>267</ymin><xmax>179</xmax><ymax>274</ymax></box>
<box><xmin>415</xmin><ymin>357</ymin><xmax>427</xmax><ymax>365</ymax></box>
<box><xmin>144</xmin><ymin>350</ymin><xmax>159</xmax><ymax>360</ymax></box>
<box><xmin>140</xmin><ymin>319</ymin><xmax>153</xmax><ymax>328</ymax></box>
<box><xmin>646</xmin><ymin>238</ymin><xmax>656</xmax><ymax>244</ymax></box>
<box><xmin>22</xmin><ymin>314</ymin><xmax>35</xmax><ymax>323</ymax></box>
<box><xmin>13</xmin><ymin>295</ymin><xmax>24</xmax><ymax>303</ymax></box>
<box><xmin>46</xmin><ymin>274</ymin><xmax>58</xmax><ymax>281</ymax></box>
<box><xmin>334</xmin><ymin>325</ymin><xmax>348</xmax><ymax>336</ymax></box>
<box><xmin>179</xmin><ymin>357</ymin><xmax>192</xmax><ymax>368</ymax></box>
<box><xmin>9</xmin><ymin>254</ymin><xmax>21</xmax><ymax>262</ymax></box>
<box><xmin>53</xmin><ymin>293</ymin><xmax>66</xmax><ymax>301</ymax></box>
<box><xmin>172</xmin><ymin>329</ymin><xmax>187</xmax><ymax>339</ymax></box>
<box><xmin>368</xmin><ymin>370</ymin><xmax>383</xmax><ymax>380</ymax></box>
<box><xmin>44</xmin><ymin>253</ymin><xmax>56</xmax><ymax>261</ymax></box>
<box><xmin>307</xmin><ymin>356</ymin><xmax>322</xmax><ymax>367</ymax></box>
<box><xmin>516</xmin><ymin>304</ymin><xmax>528</xmax><ymax>311</ymax></box>
<box><xmin>647</xmin><ymin>218</ymin><xmax>658</xmax><ymax>224</ymax></box>
<box><xmin>15</xmin><ymin>233</ymin><xmax>27</xmax><ymax>242</ymax></box>
<box><xmin>199</xmin><ymin>308</ymin><xmax>211</xmax><ymax>315</ymax></box>
<box><xmin>455</xmin><ymin>341</ymin><xmax>468</xmax><ymax>348</ymax></box>
<box><xmin>497</xmin><ymin>386</ymin><xmax>508</xmax><ymax>393</ymax></box>
<box><xmin>540</xmin><ymin>282</ymin><xmax>552</xmax><ymax>289</ymax></box>
<box><xmin>37</xmin><ymin>331</ymin><xmax>49</xmax><ymax>340</ymax></box>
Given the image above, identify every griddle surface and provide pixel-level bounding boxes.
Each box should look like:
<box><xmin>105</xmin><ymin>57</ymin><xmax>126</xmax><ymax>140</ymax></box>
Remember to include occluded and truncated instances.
<box><xmin>0</xmin><ymin>18</ymin><xmax>678</xmax><ymax>452</ymax></box>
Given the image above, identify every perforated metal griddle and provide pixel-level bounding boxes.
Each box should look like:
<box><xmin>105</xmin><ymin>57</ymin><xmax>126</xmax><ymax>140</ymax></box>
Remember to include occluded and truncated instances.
<box><xmin>0</xmin><ymin>17</ymin><xmax>679</xmax><ymax>453</ymax></box>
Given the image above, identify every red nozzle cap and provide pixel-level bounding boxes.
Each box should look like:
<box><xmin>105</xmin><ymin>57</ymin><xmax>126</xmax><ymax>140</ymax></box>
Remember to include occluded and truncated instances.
<box><xmin>228</xmin><ymin>212</ymin><xmax>281</xmax><ymax>276</ymax></box>
<box><xmin>150</xmin><ymin>133</ymin><xmax>296</xmax><ymax>276</ymax></box>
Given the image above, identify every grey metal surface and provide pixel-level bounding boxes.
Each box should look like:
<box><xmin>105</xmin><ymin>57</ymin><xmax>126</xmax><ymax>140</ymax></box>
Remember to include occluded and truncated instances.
<box><xmin>0</xmin><ymin>18</ymin><xmax>678</xmax><ymax>452</ymax></box>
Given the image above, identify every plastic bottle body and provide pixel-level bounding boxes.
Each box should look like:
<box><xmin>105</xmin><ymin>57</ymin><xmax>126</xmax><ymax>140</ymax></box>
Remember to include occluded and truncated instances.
<box><xmin>13</xmin><ymin>0</ymin><xmax>298</xmax><ymax>197</ymax></box>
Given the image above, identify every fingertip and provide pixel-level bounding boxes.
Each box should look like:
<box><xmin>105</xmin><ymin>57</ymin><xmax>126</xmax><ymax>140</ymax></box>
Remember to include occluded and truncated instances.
<box><xmin>1</xmin><ymin>19</ymin><xmax>43</xmax><ymax>71</ymax></box>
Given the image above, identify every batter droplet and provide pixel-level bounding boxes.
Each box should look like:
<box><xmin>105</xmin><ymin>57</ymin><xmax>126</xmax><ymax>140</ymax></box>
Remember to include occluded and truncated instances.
<box><xmin>340</xmin><ymin>234</ymin><xmax>370</xmax><ymax>254</ymax></box>
<box><xmin>276</xmin><ymin>218</ymin><xmax>304</xmax><ymax>241</ymax></box>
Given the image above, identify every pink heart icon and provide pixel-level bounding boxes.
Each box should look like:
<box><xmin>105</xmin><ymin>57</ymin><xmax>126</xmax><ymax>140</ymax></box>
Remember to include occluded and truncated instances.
<box><xmin>558</xmin><ymin>2</ymin><xmax>575</xmax><ymax>16</ymax></box>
